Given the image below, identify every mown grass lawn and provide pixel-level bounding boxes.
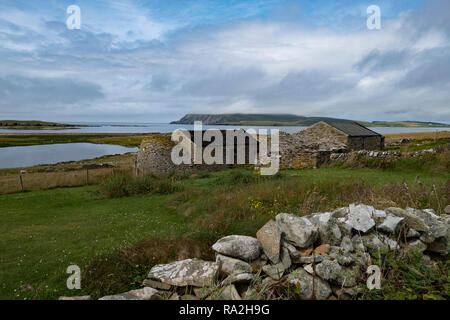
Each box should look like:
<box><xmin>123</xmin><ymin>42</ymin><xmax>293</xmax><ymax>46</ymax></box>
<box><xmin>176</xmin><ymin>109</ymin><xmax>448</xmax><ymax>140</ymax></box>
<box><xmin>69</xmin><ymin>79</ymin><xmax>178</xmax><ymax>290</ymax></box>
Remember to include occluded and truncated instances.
<box><xmin>0</xmin><ymin>167</ymin><xmax>449</xmax><ymax>300</ymax></box>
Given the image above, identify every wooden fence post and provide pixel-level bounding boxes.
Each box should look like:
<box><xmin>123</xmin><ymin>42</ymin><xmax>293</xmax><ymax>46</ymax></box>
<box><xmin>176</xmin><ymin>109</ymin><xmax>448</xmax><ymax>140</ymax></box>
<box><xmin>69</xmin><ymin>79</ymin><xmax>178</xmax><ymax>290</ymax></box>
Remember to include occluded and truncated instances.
<box><xmin>19</xmin><ymin>174</ymin><xmax>24</xmax><ymax>192</ymax></box>
<box><xmin>86</xmin><ymin>169</ymin><xmax>89</xmax><ymax>185</ymax></box>
<box><xmin>135</xmin><ymin>160</ymin><xmax>138</xmax><ymax>177</ymax></box>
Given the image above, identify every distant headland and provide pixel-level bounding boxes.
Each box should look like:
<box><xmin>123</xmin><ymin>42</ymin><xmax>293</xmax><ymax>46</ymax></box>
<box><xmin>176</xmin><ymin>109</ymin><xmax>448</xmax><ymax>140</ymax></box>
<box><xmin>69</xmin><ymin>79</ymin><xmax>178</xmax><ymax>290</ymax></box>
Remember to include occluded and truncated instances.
<box><xmin>171</xmin><ymin>114</ymin><xmax>450</xmax><ymax>128</ymax></box>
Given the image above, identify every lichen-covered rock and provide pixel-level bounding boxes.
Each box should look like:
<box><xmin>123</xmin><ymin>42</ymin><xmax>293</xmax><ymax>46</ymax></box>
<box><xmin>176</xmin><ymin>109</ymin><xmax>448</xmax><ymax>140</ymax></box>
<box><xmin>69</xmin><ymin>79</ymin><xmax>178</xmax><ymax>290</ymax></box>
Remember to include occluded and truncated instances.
<box><xmin>332</xmin><ymin>286</ymin><xmax>360</xmax><ymax>300</ymax></box>
<box><xmin>303</xmin><ymin>264</ymin><xmax>314</xmax><ymax>274</ymax></box>
<box><xmin>314</xmin><ymin>259</ymin><xmax>360</xmax><ymax>287</ymax></box>
<box><xmin>219</xmin><ymin>285</ymin><xmax>242</xmax><ymax>300</ymax></box>
<box><xmin>340</xmin><ymin>236</ymin><xmax>354</xmax><ymax>253</ymax></box>
<box><xmin>212</xmin><ymin>235</ymin><xmax>261</xmax><ymax>261</ymax></box>
<box><xmin>127</xmin><ymin>287</ymin><xmax>162</xmax><ymax>300</ymax></box>
<box><xmin>336</xmin><ymin>218</ymin><xmax>353</xmax><ymax>237</ymax></box>
<box><xmin>378</xmin><ymin>214</ymin><xmax>404</xmax><ymax>233</ymax></box>
<box><xmin>221</xmin><ymin>273</ymin><xmax>254</xmax><ymax>286</ymax></box>
<box><xmin>360</xmin><ymin>233</ymin><xmax>399</xmax><ymax>252</ymax></box>
<box><xmin>406</xmin><ymin>208</ymin><xmax>448</xmax><ymax>244</ymax></box>
<box><xmin>293</xmin><ymin>255</ymin><xmax>324</xmax><ymax>264</ymax></box>
<box><xmin>256</xmin><ymin>219</ymin><xmax>281</xmax><ymax>264</ymax></box>
<box><xmin>250</xmin><ymin>258</ymin><xmax>267</xmax><ymax>273</ymax></box>
<box><xmin>315</xmin><ymin>259</ymin><xmax>361</xmax><ymax>288</ymax></box>
<box><xmin>351</xmin><ymin>235</ymin><xmax>366</xmax><ymax>252</ymax></box>
<box><xmin>345</xmin><ymin>204</ymin><xmax>376</xmax><ymax>233</ymax></box>
<box><xmin>444</xmin><ymin>205</ymin><xmax>450</xmax><ymax>215</ymax></box>
<box><xmin>331</xmin><ymin>207</ymin><xmax>349</xmax><ymax>218</ymax></box>
<box><xmin>386</xmin><ymin>207</ymin><xmax>429</xmax><ymax>232</ymax></box>
<box><xmin>282</xmin><ymin>242</ymin><xmax>298</xmax><ymax>256</ymax></box>
<box><xmin>262</xmin><ymin>247</ymin><xmax>291</xmax><ymax>280</ymax></box>
<box><xmin>142</xmin><ymin>278</ymin><xmax>172</xmax><ymax>290</ymax></box>
<box><xmin>99</xmin><ymin>293</ymin><xmax>142</xmax><ymax>300</ymax></box>
<box><xmin>216</xmin><ymin>254</ymin><xmax>253</xmax><ymax>275</ymax></box>
<box><xmin>407</xmin><ymin>239</ymin><xmax>427</xmax><ymax>252</ymax></box>
<box><xmin>59</xmin><ymin>296</ymin><xmax>91</xmax><ymax>300</ymax></box>
<box><xmin>309</xmin><ymin>213</ymin><xmax>342</xmax><ymax>246</ymax></box>
<box><xmin>148</xmin><ymin>259</ymin><xmax>219</xmax><ymax>287</ymax></box>
<box><xmin>372</xmin><ymin>209</ymin><xmax>387</xmax><ymax>221</ymax></box>
<box><xmin>314</xmin><ymin>259</ymin><xmax>341</xmax><ymax>282</ymax></box>
<box><xmin>407</xmin><ymin>228</ymin><xmax>420</xmax><ymax>238</ymax></box>
<box><xmin>427</xmin><ymin>236</ymin><xmax>449</xmax><ymax>255</ymax></box>
<box><xmin>287</xmin><ymin>268</ymin><xmax>332</xmax><ymax>300</ymax></box>
<box><xmin>327</xmin><ymin>246</ymin><xmax>354</xmax><ymax>266</ymax></box>
<box><xmin>180</xmin><ymin>294</ymin><xmax>200</xmax><ymax>300</ymax></box>
<box><xmin>350</xmin><ymin>251</ymin><xmax>371</xmax><ymax>267</ymax></box>
<box><xmin>276</xmin><ymin>213</ymin><xmax>318</xmax><ymax>248</ymax></box>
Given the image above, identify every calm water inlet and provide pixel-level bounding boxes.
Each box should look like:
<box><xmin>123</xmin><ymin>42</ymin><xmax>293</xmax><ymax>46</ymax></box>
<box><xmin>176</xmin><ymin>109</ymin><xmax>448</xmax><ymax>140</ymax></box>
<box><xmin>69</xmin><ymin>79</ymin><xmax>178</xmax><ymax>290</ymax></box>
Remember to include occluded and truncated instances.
<box><xmin>0</xmin><ymin>143</ymin><xmax>138</xmax><ymax>169</ymax></box>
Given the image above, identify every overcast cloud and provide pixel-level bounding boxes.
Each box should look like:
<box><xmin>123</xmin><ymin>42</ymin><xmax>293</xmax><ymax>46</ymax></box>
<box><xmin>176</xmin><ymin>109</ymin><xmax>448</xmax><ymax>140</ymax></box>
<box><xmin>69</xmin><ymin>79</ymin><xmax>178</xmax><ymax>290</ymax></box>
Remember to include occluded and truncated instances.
<box><xmin>0</xmin><ymin>0</ymin><xmax>449</xmax><ymax>123</ymax></box>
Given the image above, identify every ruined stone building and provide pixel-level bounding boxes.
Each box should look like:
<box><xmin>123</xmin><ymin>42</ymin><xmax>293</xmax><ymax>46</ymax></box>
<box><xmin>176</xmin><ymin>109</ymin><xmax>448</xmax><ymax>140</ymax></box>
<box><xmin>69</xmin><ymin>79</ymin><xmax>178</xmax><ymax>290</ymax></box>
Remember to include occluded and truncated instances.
<box><xmin>136</xmin><ymin>121</ymin><xmax>385</xmax><ymax>174</ymax></box>
<box><xmin>136</xmin><ymin>129</ymin><xmax>258</xmax><ymax>175</ymax></box>
<box><xmin>295</xmin><ymin>120</ymin><xmax>385</xmax><ymax>152</ymax></box>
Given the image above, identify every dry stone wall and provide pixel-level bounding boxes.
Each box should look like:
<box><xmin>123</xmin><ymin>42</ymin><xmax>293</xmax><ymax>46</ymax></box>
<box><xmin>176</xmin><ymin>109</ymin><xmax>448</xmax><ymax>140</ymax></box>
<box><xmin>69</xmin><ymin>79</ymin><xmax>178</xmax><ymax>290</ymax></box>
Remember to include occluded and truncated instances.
<box><xmin>62</xmin><ymin>203</ymin><xmax>449</xmax><ymax>300</ymax></box>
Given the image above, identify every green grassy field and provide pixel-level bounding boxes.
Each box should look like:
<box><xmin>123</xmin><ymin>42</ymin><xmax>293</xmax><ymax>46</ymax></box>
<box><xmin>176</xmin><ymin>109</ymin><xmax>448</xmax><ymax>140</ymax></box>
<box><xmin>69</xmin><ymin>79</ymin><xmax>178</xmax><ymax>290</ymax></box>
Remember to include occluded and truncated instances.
<box><xmin>0</xmin><ymin>165</ymin><xmax>449</xmax><ymax>300</ymax></box>
<box><xmin>0</xmin><ymin>133</ymin><xmax>147</xmax><ymax>148</ymax></box>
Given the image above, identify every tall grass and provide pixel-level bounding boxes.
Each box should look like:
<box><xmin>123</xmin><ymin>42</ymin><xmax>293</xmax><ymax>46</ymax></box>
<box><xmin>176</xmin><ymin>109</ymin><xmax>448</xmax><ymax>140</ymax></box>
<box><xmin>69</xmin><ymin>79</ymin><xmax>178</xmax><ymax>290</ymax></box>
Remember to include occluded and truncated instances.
<box><xmin>98</xmin><ymin>174</ymin><xmax>183</xmax><ymax>198</ymax></box>
<box><xmin>83</xmin><ymin>170</ymin><xmax>449</xmax><ymax>298</ymax></box>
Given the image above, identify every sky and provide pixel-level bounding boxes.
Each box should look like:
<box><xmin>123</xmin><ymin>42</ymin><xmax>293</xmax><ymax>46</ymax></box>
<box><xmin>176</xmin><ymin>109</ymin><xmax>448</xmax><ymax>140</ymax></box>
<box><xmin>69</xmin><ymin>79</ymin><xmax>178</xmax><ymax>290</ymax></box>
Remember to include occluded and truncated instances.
<box><xmin>0</xmin><ymin>0</ymin><xmax>449</xmax><ymax>123</ymax></box>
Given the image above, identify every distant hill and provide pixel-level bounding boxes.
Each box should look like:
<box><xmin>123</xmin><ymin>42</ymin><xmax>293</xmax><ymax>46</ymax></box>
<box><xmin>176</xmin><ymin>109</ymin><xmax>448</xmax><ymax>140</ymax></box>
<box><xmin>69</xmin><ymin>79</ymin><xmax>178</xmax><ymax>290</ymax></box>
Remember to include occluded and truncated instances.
<box><xmin>0</xmin><ymin>120</ymin><xmax>87</xmax><ymax>130</ymax></box>
<box><xmin>171</xmin><ymin>114</ymin><xmax>450</xmax><ymax>128</ymax></box>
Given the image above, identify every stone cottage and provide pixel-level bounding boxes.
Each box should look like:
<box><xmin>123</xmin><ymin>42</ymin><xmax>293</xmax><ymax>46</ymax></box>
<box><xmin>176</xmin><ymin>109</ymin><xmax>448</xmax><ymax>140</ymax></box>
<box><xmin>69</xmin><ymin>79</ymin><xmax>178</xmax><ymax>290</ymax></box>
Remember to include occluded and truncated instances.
<box><xmin>136</xmin><ymin>121</ymin><xmax>385</xmax><ymax>174</ymax></box>
<box><xmin>294</xmin><ymin>120</ymin><xmax>385</xmax><ymax>152</ymax></box>
<box><xmin>136</xmin><ymin>129</ymin><xmax>259</xmax><ymax>175</ymax></box>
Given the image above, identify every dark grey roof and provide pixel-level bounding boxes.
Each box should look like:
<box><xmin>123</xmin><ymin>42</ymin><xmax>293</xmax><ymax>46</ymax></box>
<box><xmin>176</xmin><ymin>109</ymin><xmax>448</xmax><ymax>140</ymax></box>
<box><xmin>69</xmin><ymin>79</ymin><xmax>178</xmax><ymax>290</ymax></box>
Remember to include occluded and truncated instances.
<box><xmin>322</xmin><ymin>120</ymin><xmax>381</xmax><ymax>137</ymax></box>
<box><xmin>187</xmin><ymin>129</ymin><xmax>258</xmax><ymax>147</ymax></box>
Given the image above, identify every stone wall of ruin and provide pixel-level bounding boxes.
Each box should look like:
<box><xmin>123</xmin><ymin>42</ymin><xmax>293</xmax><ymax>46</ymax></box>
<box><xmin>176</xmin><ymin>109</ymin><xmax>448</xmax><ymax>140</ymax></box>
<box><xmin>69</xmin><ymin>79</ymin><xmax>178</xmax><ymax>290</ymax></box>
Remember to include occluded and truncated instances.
<box><xmin>136</xmin><ymin>125</ymin><xmax>386</xmax><ymax>174</ymax></box>
<box><xmin>293</xmin><ymin>122</ymin><xmax>349</xmax><ymax>152</ymax></box>
<box><xmin>347</xmin><ymin>136</ymin><xmax>384</xmax><ymax>151</ymax></box>
<box><xmin>136</xmin><ymin>134</ymin><xmax>230</xmax><ymax>175</ymax></box>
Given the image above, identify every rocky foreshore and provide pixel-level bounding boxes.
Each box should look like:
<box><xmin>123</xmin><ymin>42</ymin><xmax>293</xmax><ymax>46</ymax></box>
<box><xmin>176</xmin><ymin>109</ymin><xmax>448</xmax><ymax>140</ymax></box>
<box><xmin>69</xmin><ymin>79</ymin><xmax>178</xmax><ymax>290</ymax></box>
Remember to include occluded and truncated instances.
<box><xmin>61</xmin><ymin>203</ymin><xmax>450</xmax><ymax>300</ymax></box>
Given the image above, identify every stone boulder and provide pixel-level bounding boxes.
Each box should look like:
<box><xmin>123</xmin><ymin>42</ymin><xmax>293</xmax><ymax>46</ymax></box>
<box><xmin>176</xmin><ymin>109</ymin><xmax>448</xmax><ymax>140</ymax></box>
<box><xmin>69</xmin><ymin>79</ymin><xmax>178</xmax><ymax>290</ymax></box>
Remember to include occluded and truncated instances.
<box><xmin>444</xmin><ymin>205</ymin><xmax>450</xmax><ymax>215</ymax></box>
<box><xmin>99</xmin><ymin>293</ymin><xmax>142</xmax><ymax>300</ymax></box>
<box><xmin>345</xmin><ymin>204</ymin><xmax>376</xmax><ymax>233</ymax></box>
<box><xmin>385</xmin><ymin>207</ymin><xmax>429</xmax><ymax>232</ymax></box>
<box><xmin>148</xmin><ymin>259</ymin><xmax>219</xmax><ymax>287</ymax></box>
<box><xmin>127</xmin><ymin>287</ymin><xmax>162</xmax><ymax>300</ymax></box>
<box><xmin>262</xmin><ymin>247</ymin><xmax>291</xmax><ymax>280</ymax></box>
<box><xmin>276</xmin><ymin>213</ymin><xmax>318</xmax><ymax>248</ymax></box>
<box><xmin>221</xmin><ymin>273</ymin><xmax>254</xmax><ymax>286</ymax></box>
<box><xmin>219</xmin><ymin>285</ymin><xmax>241</xmax><ymax>300</ymax></box>
<box><xmin>212</xmin><ymin>235</ymin><xmax>261</xmax><ymax>261</ymax></box>
<box><xmin>216</xmin><ymin>254</ymin><xmax>253</xmax><ymax>275</ymax></box>
<box><xmin>256</xmin><ymin>219</ymin><xmax>281</xmax><ymax>264</ymax></box>
<box><xmin>308</xmin><ymin>213</ymin><xmax>342</xmax><ymax>246</ymax></box>
<box><xmin>59</xmin><ymin>296</ymin><xmax>91</xmax><ymax>300</ymax></box>
<box><xmin>377</xmin><ymin>214</ymin><xmax>404</xmax><ymax>234</ymax></box>
<box><xmin>314</xmin><ymin>259</ymin><xmax>360</xmax><ymax>287</ymax></box>
<box><xmin>287</xmin><ymin>268</ymin><xmax>332</xmax><ymax>300</ymax></box>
